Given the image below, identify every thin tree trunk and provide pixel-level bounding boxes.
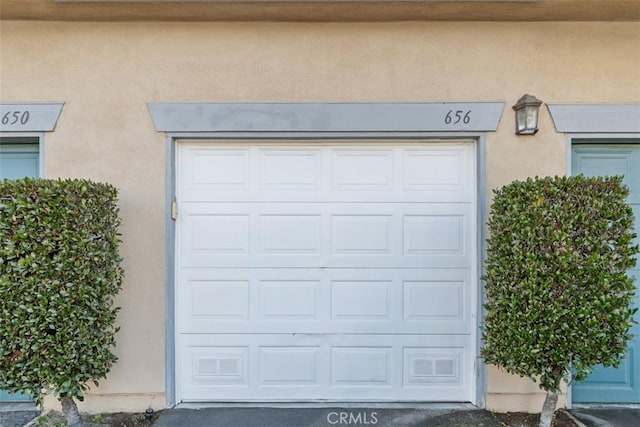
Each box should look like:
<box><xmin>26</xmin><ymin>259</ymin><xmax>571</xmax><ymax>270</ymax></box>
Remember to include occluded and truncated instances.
<box><xmin>60</xmin><ymin>396</ymin><xmax>84</xmax><ymax>427</ymax></box>
<box><xmin>539</xmin><ymin>390</ymin><xmax>559</xmax><ymax>427</ymax></box>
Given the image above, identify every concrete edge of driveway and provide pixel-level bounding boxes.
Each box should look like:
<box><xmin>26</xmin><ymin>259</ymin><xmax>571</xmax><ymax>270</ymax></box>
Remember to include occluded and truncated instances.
<box><xmin>152</xmin><ymin>404</ymin><xmax>499</xmax><ymax>427</ymax></box>
<box><xmin>175</xmin><ymin>402</ymin><xmax>479</xmax><ymax>409</ymax></box>
<box><xmin>0</xmin><ymin>402</ymin><xmax>39</xmax><ymax>427</ymax></box>
<box><xmin>22</xmin><ymin>410</ymin><xmax>49</xmax><ymax>427</ymax></box>
<box><xmin>569</xmin><ymin>407</ymin><xmax>640</xmax><ymax>427</ymax></box>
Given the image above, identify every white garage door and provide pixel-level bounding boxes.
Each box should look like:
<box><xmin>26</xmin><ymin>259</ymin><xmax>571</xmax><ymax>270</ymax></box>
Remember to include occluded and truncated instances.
<box><xmin>176</xmin><ymin>141</ymin><xmax>477</xmax><ymax>402</ymax></box>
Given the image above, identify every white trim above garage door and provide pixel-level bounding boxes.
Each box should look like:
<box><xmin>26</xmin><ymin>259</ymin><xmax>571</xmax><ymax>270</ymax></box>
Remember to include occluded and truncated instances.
<box><xmin>175</xmin><ymin>140</ymin><xmax>478</xmax><ymax>402</ymax></box>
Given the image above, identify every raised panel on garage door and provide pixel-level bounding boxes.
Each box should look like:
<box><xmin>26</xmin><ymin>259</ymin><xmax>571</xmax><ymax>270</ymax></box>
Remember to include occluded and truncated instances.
<box><xmin>572</xmin><ymin>143</ymin><xmax>640</xmax><ymax>404</ymax></box>
<box><xmin>176</xmin><ymin>141</ymin><xmax>477</xmax><ymax>402</ymax></box>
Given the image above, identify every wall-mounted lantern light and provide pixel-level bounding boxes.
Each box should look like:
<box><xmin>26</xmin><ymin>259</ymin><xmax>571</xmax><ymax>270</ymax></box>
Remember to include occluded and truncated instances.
<box><xmin>512</xmin><ymin>94</ymin><xmax>543</xmax><ymax>135</ymax></box>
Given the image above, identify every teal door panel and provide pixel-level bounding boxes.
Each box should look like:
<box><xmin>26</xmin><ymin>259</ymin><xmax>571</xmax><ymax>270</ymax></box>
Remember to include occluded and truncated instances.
<box><xmin>0</xmin><ymin>391</ymin><xmax>31</xmax><ymax>402</ymax></box>
<box><xmin>572</xmin><ymin>143</ymin><xmax>640</xmax><ymax>403</ymax></box>
<box><xmin>0</xmin><ymin>139</ymin><xmax>38</xmax><ymax>402</ymax></box>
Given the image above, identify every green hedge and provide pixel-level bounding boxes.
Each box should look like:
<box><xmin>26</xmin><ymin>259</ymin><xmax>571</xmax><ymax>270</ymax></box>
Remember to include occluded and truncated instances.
<box><xmin>481</xmin><ymin>175</ymin><xmax>638</xmax><ymax>393</ymax></box>
<box><xmin>0</xmin><ymin>178</ymin><xmax>124</xmax><ymax>404</ymax></box>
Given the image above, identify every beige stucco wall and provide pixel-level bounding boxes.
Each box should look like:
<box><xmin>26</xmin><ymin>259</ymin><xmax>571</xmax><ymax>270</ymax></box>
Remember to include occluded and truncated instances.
<box><xmin>1</xmin><ymin>21</ymin><xmax>639</xmax><ymax>413</ymax></box>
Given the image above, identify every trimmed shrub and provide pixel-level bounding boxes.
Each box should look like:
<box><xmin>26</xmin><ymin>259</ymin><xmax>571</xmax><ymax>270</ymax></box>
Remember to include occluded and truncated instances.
<box><xmin>481</xmin><ymin>175</ymin><xmax>638</xmax><ymax>427</ymax></box>
<box><xmin>0</xmin><ymin>178</ymin><xmax>123</xmax><ymax>425</ymax></box>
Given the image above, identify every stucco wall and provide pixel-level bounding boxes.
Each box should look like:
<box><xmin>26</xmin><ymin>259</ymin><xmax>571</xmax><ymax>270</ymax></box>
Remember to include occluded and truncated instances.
<box><xmin>1</xmin><ymin>21</ymin><xmax>639</xmax><ymax>413</ymax></box>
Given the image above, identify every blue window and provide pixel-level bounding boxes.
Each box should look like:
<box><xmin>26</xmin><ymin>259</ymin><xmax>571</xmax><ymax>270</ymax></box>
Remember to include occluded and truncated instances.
<box><xmin>0</xmin><ymin>137</ymin><xmax>39</xmax><ymax>179</ymax></box>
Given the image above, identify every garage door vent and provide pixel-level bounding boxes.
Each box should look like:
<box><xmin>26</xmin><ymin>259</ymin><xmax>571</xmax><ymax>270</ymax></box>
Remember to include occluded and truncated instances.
<box><xmin>413</xmin><ymin>358</ymin><xmax>456</xmax><ymax>378</ymax></box>
<box><xmin>197</xmin><ymin>358</ymin><xmax>240</xmax><ymax>376</ymax></box>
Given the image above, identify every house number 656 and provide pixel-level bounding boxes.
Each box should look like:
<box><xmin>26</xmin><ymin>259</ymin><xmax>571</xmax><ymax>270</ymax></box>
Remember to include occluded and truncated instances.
<box><xmin>444</xmin><ymin>110</ymin><xmax>471</xmax><ymax>125</ymax></box>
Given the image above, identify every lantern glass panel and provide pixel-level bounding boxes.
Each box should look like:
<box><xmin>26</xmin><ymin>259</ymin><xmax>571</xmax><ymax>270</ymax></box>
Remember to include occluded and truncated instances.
<box><xmin>516</xmin><ymin>108</ymin><xmax>528</xmax><ymax>132</ymax></box>
<box><xmin>526</xmin><ymin>106</ymin><xmax>538</xmax><ymax>129</ymax></box>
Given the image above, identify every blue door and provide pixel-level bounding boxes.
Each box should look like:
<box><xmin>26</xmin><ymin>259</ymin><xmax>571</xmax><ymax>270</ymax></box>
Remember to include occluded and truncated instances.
<box><xmin>572</xmin><ymin>142</ymin><xmax>640</xmax><ymax>403</ymax></box>
<box><xmin>0</xmin><ymin>137</ymin><xmax>39</xmax><ymax>401</ymax></box>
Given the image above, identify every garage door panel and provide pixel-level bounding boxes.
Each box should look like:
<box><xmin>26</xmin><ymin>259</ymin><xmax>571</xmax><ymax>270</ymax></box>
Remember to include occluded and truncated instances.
<box><xmin>180</xmin><ymin>201</ymin><xmax>472</xmax><ymax>216</ymax></box>
<box><xmin>180</xmin><ymin>334</ymin><xmax>472</xmax><ymax>401</ymax></box>
<box><xmin>331</xmin><ymin>347</ymin><xmax>392</xmax><ymax>386</ymax></box>
<box><xmin>331</xmin><ymin>149</ymin><xmax>394</xmax><ymax>190</ymax></box>
<box><xmin>182</xmin><ymin>251</ymin><xmax>469</xmax><ymax>270</ymax></box>
<box><xmin>184</xmin><ymin>148</ymin><xmax>250</xmax><ymax>192</ymax></box>
<box><xmin>179</xmin><ymin>144</ymin><xmax>474</xmax><ymax>203</ymax></box>
<box><xmin>187</xmin><ymin>214</ymin><xmax>250</xmax><ymax>254</ymax></box>
<box><xmin>182</xmin><ymin>190</ymin><xmax>473</xmax><ymax>204</ymax></box>
<box><xmin>180</xmin><ymin>203</ymin><xmax>472</xmax><ymax>269</ymax></box>
<box><xmin>260</xmin><ymin>149</ymin><xmax>323</xmax><ymax>191</ymax></box>
<box><xmin>180</xmin><ymin>268</ymin><xmax>471</xmax><ymax>335</ymax></box>
<box><xmin>402</xmin><ymin>148</ymin><xmax>470</xmax><ymax>191</ymax></box>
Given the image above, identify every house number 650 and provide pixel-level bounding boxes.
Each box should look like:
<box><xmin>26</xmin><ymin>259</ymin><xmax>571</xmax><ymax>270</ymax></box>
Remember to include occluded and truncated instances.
<box><xmin>444</xmin><ymin>110</ymin><xmax>471</xmax><ymax>125</ymax></box>
<box><xmin>1</xmin><ymin>110</ymin><xmax>30</xmax><ymax>126</ymax></box>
